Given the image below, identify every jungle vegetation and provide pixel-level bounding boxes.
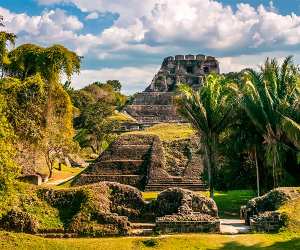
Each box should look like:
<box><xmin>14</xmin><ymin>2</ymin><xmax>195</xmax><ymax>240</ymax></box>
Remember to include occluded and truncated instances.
<box><xmin>0</xmin><ymin>25</ymin><xmax>299</xmax><ymax>198</ymax></box>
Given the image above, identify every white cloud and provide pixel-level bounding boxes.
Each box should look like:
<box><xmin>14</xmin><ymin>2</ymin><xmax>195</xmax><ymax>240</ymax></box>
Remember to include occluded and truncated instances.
<box><xmin>4</xmin><ymin>1</ymin><xmax>300</xmax><ymax>93</ymax></box>
<box><xmin>70</xmin><ymin>65</ymin><xmax>159</xmax><ymax>94</ymax></box>
<box><xmin>0</xmin><ymin>7</ymin><xmax>102</xmax><ymax>56</ymax></box>
<box><xmin>85</xmin><ymin>12</ymin><xmax>99</xmax><ymax>20</ymax></box>
<box><xmin>36</xmin><ymin>0</ymin><xmax>300</xmax><ymax>54</ymax></box>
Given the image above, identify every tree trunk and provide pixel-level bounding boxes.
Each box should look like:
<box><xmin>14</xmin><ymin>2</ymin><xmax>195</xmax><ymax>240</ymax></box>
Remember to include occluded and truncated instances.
<box><xmin>204</xmin><ymin>143</ymin><xmax>214</xmax><ymax>199</ymax></box>
<box><xmin>49</xmin><ymin>168</ymin><xmax>53</xmax><ymax>179</ymax></box>
<box><xmin>254</xmin><ymin>147</ymin><xmax>260</xmax><ymax>197</ymax></box>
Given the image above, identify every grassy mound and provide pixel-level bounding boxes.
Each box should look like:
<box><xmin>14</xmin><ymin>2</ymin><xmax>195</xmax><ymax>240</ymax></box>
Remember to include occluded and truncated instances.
<box><xmin>125</xmin><ymin>123</ymin><xmax>196</xmax><ymax>141</ymax></box>
<box><xmin>279</xmin><ymin>195</ymin><xmax>300</xmax><ymax>232</ymax></box>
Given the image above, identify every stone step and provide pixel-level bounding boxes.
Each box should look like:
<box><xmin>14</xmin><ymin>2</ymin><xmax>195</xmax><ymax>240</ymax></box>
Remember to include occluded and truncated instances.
<box><xmin>35</xmin><ymin>233</ymin><xmax>78</xmax><ymax>238</ymax></box>
<box><xmin>75</xmin><ymin>174</ymin><xmax>143</xmax><ymax>187</ymax></box>
<box><xmin>129</xmin><ymin>229</ymin><xmax>154</xmax><ymax>236</ymax></box>
<box><xmin>146</xmin><ymin>181</ymin><xmax>205</xmax><ymax>185</ymax></box>
<box><xmin>220</xmin><ymin>219</ymin><xmax>250</xmax><ymax>235</ymax></box>
<box><xmin>145</xmin><ymin>184</ymin><xmax>207</xmax><ymax>191</ymax></box>
<box><xmin>100</xmin><ymin>145</ymin><xmax>151</xmax><ymax>161</ymax></box>
<box><xmin>131</xmin><ymin>223</ymin><xmax>156</xmax><ymax>229</ymax></box>
<box><xmin>88</xmin><ymin>160</ymin><xmax>145</xmax><ymax>175</ymax></box>
<box><xmin>147</xmin><ymin>181</ymin><xmax>204</xmax><ymax>184</ymax></box>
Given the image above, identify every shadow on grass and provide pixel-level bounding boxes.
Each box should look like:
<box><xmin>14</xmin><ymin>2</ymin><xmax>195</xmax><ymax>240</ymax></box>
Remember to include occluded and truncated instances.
<box><xmin>209</xmin><ymin>237</ymin><xmax>300</xmax><ymax>250</ymax></box>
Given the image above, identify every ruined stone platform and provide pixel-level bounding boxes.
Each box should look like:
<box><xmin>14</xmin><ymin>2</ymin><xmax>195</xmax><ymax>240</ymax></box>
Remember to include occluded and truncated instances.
<box><xmin>74</xmin><ymin>134</ymin><xmax>206</xmax><ymax>191</ymax></box>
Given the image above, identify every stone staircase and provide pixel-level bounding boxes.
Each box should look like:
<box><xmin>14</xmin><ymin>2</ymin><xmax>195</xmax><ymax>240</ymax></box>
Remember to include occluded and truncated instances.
<box><xmin>220</xmin><ymin>219</ymin><xmax>250</xmax><ymax>235</ymax></box>
<box><xmin>129</xmin><ymin>223</ymin><xmax>156</xmax><ymax>236</ymax></box>
<box><xmin>35</xmin><ymin>229</ymin><xmax>78</xmax><ymax>238</ymax></box>
<box><xmin>74</xmin><ymin>134</ymin><xmax>206</xmax><ymax>192</ymax></box>
<box><xmin>145</xmin><ymin>179</ymin><xmax>207</xmax><ymax>191</ymax></box>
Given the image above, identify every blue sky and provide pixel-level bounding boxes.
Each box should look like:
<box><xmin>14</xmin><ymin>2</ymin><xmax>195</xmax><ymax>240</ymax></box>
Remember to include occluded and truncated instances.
<box><xmin>1</xmin><ymin>0</ymin><xmax>300</xmax><ymax>94</ymax></box>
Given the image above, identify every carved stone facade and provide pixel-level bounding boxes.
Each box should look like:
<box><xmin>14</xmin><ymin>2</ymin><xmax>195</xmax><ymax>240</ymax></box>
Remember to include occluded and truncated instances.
<box><xmin>146</xmin><ymin>54</ymin><xmax>219</xmax><ymax>92</ymax></box>
<box><xmin>124</xmin><ymin>54</ymin><xmax>219</xmax><ymax>125</ymax></box>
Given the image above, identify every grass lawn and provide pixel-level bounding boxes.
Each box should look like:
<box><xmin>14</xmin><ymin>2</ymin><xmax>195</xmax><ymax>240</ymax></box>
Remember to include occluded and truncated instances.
<box><xmin>142</xmin><ymin>190</ymin><xmax>256</xmax><ymax>218</ymax></box>
<box><xmin>108</xmin><ymin>111</ymin><xmax>137</xmax><ymax>122</ymax></box>
<box><xmin>125</xmin><ymin>123</ymin><xmax>196</xmax><ymax>141</ymax></box>
<box><xmin>0</xmin><ymin>231</ymin><xmax>299</xmax><ymax>250</ymax></box>
<box><xmin>45</xmin><ymin>164</ymin><xmax>85</xmax><ymax>186</ymax></box>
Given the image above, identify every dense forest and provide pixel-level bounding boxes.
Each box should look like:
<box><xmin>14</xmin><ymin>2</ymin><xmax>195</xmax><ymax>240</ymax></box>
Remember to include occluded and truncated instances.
<box><xmin>0</xmin><ymin>18</ymin><xmax>299</xmax><ymax>201</ymax></box>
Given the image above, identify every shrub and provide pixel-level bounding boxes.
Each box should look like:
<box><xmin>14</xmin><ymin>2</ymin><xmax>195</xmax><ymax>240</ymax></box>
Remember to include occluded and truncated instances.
<box><xmin>0</xmin><ymin>209</ymin><xmax>39</xmax><ymax>233</ymax></box>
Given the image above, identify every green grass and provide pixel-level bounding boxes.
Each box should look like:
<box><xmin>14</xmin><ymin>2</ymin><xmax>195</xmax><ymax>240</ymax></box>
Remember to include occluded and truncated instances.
<box><xmin>0</xmin><ymin>183</ymin><xmax>64</xmax><ymax>230</ymax></box>
<box><xmin>108</xmin><ymin>111</ymin><xmax>137</xmax><ymax>122</ymax></box>
<box><xmin>0</xmin><ymin>231</ymin><xmax>299</xmax><ymax>250</ymax></box>
<box><xmin>279</xmin><ymin>197</ymin><xmax>300</xmax><ymax>232</ymax></box>
<box><xmin>125</xmin><ymin>123</ymin><xmax>196</xmax><ymax>141</ymax></box>
<box><xmin>142</xmin><ymin>190</ymin><xmax>255</xmax><ymax>218</ymax></box>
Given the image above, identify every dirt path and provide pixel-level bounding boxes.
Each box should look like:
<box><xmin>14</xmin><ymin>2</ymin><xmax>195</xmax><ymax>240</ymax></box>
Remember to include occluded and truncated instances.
<box><xmin>220</xmin><ymin>219</ymin><xmax>250</xmax><ymax>234</ymax></box>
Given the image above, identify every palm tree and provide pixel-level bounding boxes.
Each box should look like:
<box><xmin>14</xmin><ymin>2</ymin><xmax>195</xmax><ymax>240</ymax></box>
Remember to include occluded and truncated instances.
<box><xmin>177</xmin><ymin>74</ymin><xmax>234</xmax><ymax>198</ymax></box>
<box><xmin>240</xmin><ymin>56</ymin><xmax>300</xmax><ymax>188</ymax></box>
<box><xmin>0</xmin><ymin>31</ymin><xmax>16</xmax><ymax>78</ymax></box>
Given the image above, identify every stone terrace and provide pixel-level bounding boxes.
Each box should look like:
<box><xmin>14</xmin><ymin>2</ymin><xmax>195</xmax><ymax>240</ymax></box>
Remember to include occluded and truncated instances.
<box><xmin>73</xmin><ymin>134</ymin><xmax>206</xmax><ymax>191</ymax></box>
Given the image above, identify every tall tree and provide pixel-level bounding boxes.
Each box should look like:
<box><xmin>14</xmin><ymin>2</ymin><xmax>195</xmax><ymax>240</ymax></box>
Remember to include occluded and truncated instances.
<box><xmin>177</xmin><ymin>74</ymin><xmax>233</xmax><ymax>198</ymax></box>
<box><xmin>0</xmin><ymin>94</ymin><xmax>19</xmax><ymax>193</ymax></box>
<box><xmin>5</xmin><ymin>44</ymin><xmax>81</xmax><ymax>178</ymax></box>
<box><xmin>0</xmin><ymin>31</ymin><xmax>16</xmax><ymax>78</ymax></box>
<box><xmin>239</xmin><ymin>56</ymin><xmax>300</xmax><ymax>187</ymax></box>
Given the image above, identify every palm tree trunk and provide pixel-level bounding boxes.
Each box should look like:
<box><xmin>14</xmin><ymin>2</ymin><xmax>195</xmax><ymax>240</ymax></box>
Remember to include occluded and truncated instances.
<box><xmin>254</xmin><ymin>147</ymin><xmax>260</xmax><ymax>197</ymax></box>
<box><xmin>204</xmin><ymin>143</ymin><xmax>214</xmax><ymax>199</ymax></box>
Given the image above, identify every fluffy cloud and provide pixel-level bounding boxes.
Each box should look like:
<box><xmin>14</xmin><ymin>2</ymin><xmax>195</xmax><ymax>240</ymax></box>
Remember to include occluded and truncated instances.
<box><xmin>85</xmin><ymin>12</ymin><xmax>99</xmax><ymax>20</ymax></box>
<box><xmin>0</xmin><ymin>7</ymin><xmax>102</xmax><ymax>55</ymax></box>
<box><xmin>36</xmin><ymin>0</ymin><xmax>300</xmax><ymax>55</ymax></box>
<box><xmin>70</xmin><ymin>65</ymin><xmax>159</xmax><ymax>94</ymax></box>
<box><xmin>4</xmin><ymin>1</ymin><xmax>300</xmax><ymax>93</ymax></box>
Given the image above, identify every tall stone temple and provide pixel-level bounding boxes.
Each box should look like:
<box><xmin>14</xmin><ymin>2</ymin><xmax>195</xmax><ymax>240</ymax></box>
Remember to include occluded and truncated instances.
<box><xmin>75</xmin><ymin>54</ymin><xmax>220</xmax><ymax>191</ymax></box>
<box><xmin>124</xmin><ymin>54</ymin><xmax>219</xmax><ymax>125</ymax></box>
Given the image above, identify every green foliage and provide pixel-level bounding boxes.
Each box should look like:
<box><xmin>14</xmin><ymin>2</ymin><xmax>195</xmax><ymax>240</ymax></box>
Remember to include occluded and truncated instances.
<box><xmin>7</xmin><ymin>44</ymin><xmax>81</xmax><ymax>82</ymax></box>
<box><xmin>69</xmin><ymin>81</ymin><xmax>127</xmax><ymax>154</ymax></box>
<box><xmin>106</xmin><ymin>80</ymin><xmax>122</xmax><ymax>92</ymax></box>
<box><xmin>0</xmin><ymin>75</ymin><xmax>47</xmax><ymax>143</ymax></box>
<box><xmin>177</xmin><ymin>74</ymin><xmax>234</xmax><ymax>198</ymax></box>
<box><xmin>1</xmin><ymin>41</ymin><xmax>81</xmax><ymax>179</ymax></box>
<box><xmin>0</xmin><ymin>31</ymin><xmax>16</xmax><ymax>76</ymax></box>
<box><xmin>236</xmin><ymin>56</ymin><xmax>300</xmax><ymax>188</ymax></box>
<box><xmin>0</xmin><ymin>95</ymin><xmax>19</xmax><ymax>193</ymax></box>
<box><xmin>74</xmin><ymin>101</ymin><xmax>119</xmax><ymax>154</ymax></box>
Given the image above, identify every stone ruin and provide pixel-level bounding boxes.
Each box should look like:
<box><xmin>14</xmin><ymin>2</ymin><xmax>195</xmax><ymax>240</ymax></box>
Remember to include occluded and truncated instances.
<box><xmin>124</xmin><ymin>54</ymin><xmax>219</xmax><ymax>125</ymax></box>
<box><xmin>155</xmin><ymin>188</ymin><xmax>220</xmax><ymax>233</ymax></box>
<box><xmin>0</xmin><ymin>183</ymin><xmax>219</xmax><ymax>236</ymax></box>
<box><xmin>73</xmin><ymin>134</ymin><xmax>206</xmax><ymax>191</ymax></box>
<box><xmin>240</xmin><ymin>187</ymin><xmax>300</xmax><ymax>232</ymax></box>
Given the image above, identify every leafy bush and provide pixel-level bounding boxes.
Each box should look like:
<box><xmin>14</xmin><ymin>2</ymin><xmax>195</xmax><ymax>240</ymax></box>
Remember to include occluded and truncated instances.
<box><xmin>0</xmin><ymin>209</ymin><xmax>39</xmax><ymax>233</ymax></box>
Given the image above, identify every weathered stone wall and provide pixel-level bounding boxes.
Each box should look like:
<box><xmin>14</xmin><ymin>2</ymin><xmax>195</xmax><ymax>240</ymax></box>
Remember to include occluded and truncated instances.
<box><xmin>154</xmin><ymin>188</ymin><xmax>220</xmax><ymax>233</ymax></box>
<box><xmin>163</xmin><ymin>137</ymin><xmax>203</xmax><ymax>179</ymax></box>
<box><xmin>124</xmin><ymin>103</ymin><xmax>184</xmax><ymax>124</ymax></box>
<box><xmin>146</xmin><ymin>54</ymin><xmax>219</xmax><ymax>92</ymax></box>
<box><xmin>249</xmin><ymin>211</ymin><xmax>286</xmax><ymax>232</ymax></box>
<box><xmin>241</xmin><ymin>187</ymin><xmax>300</xmax><ymax>232</ymax></box>
<box><xmin>132</xmin><ymin>92</ymin><xmax>173</xmax><ymax>105</ymax></box>
<box><xmin>156</xmin><ymin>219</ymin><xmax>220</xmax><ymax>234</ymax></box>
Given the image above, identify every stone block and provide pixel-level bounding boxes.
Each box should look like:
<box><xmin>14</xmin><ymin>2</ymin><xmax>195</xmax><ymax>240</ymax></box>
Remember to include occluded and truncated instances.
<box><xmin>175</xmin><ymin>55</ymin><xmax>185</xmax><ymax>60</ymax></box>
